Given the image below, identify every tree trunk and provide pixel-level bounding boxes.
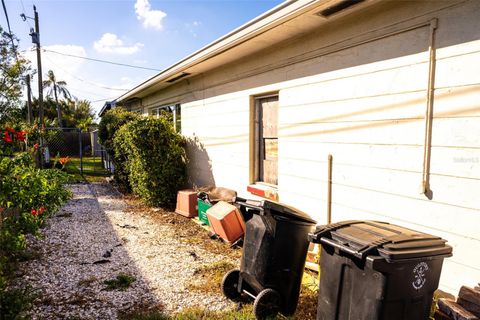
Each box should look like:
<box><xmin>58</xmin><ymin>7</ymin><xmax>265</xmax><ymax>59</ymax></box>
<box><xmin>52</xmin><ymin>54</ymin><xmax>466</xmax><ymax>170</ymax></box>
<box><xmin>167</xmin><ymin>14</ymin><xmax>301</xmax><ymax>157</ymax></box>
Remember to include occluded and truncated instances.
<box><xmin>54</xmin><ymin>85</ymin><xmax>62</xmax><ymax>127</ymax></box>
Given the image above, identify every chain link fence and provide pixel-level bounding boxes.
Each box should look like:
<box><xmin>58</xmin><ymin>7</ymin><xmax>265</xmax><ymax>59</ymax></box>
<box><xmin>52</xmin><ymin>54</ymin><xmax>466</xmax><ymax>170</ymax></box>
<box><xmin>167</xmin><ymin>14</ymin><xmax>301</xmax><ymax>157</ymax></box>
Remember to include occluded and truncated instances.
<box><xmin>90</xmin><ymin>129</ymin><xmax>114</xmax><ymax>174</ymax></box>
<box><xmin>43</xmin><ymin>128</ymin><xmax>88</xmax><ymax>174</ymax></box>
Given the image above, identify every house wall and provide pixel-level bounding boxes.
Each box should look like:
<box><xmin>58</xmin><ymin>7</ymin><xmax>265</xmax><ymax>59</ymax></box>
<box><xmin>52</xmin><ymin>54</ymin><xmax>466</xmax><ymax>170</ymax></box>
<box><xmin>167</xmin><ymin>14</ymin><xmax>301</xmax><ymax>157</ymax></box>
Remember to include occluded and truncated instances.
<box><xmin>139</xmin><ymin>0</ymin><xmax>480</xmax><ymax>294</ymax></box>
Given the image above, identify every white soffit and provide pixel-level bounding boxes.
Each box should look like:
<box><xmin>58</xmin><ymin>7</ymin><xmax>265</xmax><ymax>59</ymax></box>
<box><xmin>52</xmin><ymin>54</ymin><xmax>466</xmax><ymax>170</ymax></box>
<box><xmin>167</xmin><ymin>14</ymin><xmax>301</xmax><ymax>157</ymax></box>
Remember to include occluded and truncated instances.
<box><xmin>117</xmin><ymin>0</ymin><xmax>379</xmax><ymax>102</ymax></box>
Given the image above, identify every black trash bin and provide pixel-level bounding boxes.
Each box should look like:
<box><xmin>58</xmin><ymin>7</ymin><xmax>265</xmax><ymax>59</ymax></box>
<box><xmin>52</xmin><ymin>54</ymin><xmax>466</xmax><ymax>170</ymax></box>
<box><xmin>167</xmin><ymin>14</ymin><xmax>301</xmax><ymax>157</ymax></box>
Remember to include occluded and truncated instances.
<box><xmin>309</xmin><ymin>220</ymin><xmax>453</xmax><ymax>320</ymax></box>
<box><xmin>221</xmin><ymin>199</ymin><xmax>316</xmax><ymax>319</ymax></box>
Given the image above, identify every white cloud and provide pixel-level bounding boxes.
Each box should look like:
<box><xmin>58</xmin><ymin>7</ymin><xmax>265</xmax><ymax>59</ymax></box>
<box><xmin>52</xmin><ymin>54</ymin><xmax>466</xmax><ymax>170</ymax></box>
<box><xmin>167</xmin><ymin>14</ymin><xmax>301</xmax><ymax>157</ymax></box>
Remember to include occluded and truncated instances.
<box><xmin>135</xmin><ymin>0</ymin><xmax>167</xmax><ymax>31</ymax></box>
<box><xmin>185</xmin><ymin>21</ymin><xmax>202</xmax><ymax>37</ymax></box>
<box><xmin>93</xmin><ymin>33</ymin><xmax>144</xmax><ymax>55</ymax></box>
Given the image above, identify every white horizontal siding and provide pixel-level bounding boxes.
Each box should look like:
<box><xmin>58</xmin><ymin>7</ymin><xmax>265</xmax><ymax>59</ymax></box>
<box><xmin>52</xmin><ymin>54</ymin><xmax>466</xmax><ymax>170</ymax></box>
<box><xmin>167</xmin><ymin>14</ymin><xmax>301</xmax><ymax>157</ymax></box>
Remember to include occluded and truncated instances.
<box><xmin>174</xmin><ymin>0</ymin><xmax>480</xmax><ymax>294</ymax></box>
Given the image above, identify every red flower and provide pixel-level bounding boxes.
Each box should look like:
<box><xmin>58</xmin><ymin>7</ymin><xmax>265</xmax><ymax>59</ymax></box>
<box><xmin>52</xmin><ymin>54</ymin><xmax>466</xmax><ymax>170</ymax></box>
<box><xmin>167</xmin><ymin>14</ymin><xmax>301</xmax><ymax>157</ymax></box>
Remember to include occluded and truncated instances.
<box><xmin>5</xmin><ymin>127</ymin><xmax>15</xmax><ymax>133</ymax></box>
<box><xmin>31</xmin><ymin>208</ymin><xmax>37</xmax><ymax>216</ymax></box>
<box><xmin>15</xmin><ymin>130</ymin><xmax>26</xmax><ymax>142</ymax></box>
<box><xmin>59</xmin><ymin>156</ymin><xmax>71</xmax><ymax>166</ymax></box>
<box><xmin>2</xmin><ymin>131</ymin><xmax>12</xmax><ymax>143</ymax></box>
<box><xmin>39</xmin><ymin>207</ymin><xmax>45</xmax><ymax>215</ymax></box>
<box><xmin>33</xmin><ymin>143</ymin><xmax>39</xmax><ymax>150</ymax></box>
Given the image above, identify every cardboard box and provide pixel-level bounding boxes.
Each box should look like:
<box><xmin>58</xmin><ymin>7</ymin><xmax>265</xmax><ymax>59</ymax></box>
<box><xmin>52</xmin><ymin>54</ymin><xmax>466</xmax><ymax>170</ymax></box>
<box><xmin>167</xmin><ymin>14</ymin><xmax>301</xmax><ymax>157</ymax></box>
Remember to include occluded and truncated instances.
<box><xmin>206</xmin><ymin>201</ymin><xmax>245</xmax><ymax>244</ymax></box>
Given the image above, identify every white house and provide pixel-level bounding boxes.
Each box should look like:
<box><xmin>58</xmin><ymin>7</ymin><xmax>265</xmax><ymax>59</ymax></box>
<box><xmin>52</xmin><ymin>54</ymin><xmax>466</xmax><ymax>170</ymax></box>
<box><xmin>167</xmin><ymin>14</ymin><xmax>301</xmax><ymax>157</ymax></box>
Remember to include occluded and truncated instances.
<box><xmin>114</xmin><ymin>0</ymin><xmax>480</xmax><ymax>294</ymax></box>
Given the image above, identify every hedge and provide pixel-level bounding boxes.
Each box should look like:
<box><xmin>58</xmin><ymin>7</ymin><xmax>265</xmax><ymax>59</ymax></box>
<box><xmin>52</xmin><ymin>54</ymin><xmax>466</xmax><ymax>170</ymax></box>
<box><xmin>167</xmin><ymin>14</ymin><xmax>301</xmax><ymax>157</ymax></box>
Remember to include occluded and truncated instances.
<box><xmin>98</xmin><ymin>108</ymin><xmax>139</xmax><ymax>188</ymax></box>
<box><xmin>113</xmin><ymin>116</ymin><xmax>187</xmax><ymax>207</ymax></box>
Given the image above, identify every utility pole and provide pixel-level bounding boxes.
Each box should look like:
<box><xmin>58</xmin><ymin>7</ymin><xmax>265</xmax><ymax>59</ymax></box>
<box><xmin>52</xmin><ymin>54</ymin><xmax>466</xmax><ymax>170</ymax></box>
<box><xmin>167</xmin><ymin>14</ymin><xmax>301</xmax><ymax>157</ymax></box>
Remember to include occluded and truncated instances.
<box><xmin>31</xmin><ymin>5</ymin><xmax>43</xmax><ymax>127</ymax></box>
<box><xmin>26</xmin><ymin>74</ymin><xmax>33</xmax><ymax>124</ymax></box>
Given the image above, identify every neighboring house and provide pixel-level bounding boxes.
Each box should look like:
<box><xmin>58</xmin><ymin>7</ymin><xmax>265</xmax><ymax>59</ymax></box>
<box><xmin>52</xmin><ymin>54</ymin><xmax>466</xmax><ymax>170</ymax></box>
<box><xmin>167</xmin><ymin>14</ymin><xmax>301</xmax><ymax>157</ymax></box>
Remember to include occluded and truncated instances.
<box><xmin>98</xmin><ymin>100</ymin><xmax>117</xmax><ymax>118</ymax></box>
<box><xmin>114</xmin><ymin>0</ymin><xmax>480</xmax><ymax>294</ymax></box>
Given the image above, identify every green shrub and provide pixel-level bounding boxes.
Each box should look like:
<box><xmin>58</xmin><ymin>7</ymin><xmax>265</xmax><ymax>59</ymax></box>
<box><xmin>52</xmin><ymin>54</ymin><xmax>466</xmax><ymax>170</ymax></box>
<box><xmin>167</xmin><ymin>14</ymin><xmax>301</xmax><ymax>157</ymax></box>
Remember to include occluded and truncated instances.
<box><xmin>103</xmin><ymin>273</ymin><xmax>136</xmax><ymax>291</ymax></box>
<box><xmin>98</xmin><ymin>108</ymin><xmax>139</xmax><ymax>187</ymax></box>
<box><xmin>0</xmin><ymin>151</ymin><xmax>71</xmax><ymax>318</ymax></box>
<box><xmin>0</xmin><ymin>285</ymin><xmax>37</xmax><ymax>320</ymax></box>
<box><xmin>0</xmin><ymin>153</ymin><xmax>71</xmax><ymax>216</ymax></box>
<box><xmin>113</xmin><ymin>116</ymin><xmax>187</xmax><ymax>207</ymax></box>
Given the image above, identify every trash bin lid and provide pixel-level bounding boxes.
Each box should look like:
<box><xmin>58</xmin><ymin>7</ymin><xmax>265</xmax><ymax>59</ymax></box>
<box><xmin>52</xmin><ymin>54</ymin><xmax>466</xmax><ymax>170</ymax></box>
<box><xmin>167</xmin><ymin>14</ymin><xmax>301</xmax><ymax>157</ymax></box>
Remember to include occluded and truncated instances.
<box><xmin>258</xmin><ymin>199</ymin><xmax>317</xmax><ymax>224</ymax></box>
<box><xmin>311</xmin><ymin>220</ymin><xmax>452</xmax><ymax>261</ymax></box>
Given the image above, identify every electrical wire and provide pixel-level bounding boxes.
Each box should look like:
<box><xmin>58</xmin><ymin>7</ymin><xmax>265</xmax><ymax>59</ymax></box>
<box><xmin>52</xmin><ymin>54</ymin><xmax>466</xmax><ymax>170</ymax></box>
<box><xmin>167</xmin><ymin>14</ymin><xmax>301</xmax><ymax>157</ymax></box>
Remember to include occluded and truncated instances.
<box><xmin>91</xmin><ymin>97</ymin><xmax>115</xmax><ymax>103</ymax></box>
<box><xmin>19</xmin><ymin>0</ymin><xmax>32</xmax><ymax>29</ymax></box>
<box><xmin>44</xmin><ymin>54</ymin><xmax>128</xmax><ymax>92</ymax></box>
<box><xmin>1</xmin><ymin>0</ymin><xmax>18</xmax><ymax>60</ymax></box>
<box><xmin>43</xmin><ymin>48</ymin><xmax>162</xmax><ymax>72</ymax></box>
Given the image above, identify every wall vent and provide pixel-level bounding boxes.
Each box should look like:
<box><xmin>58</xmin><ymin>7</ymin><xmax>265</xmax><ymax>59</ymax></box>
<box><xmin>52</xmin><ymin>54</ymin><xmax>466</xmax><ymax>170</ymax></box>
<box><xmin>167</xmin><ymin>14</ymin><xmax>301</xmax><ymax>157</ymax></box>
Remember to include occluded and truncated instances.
<box><xmin>166</xmin><ymin>72</ymin><xmax>191</xmax><ymax>83</ymax></box>
<box><xmin>317</xmin><ymin>0</ymin><xmax>365</xmax><ymax>18</ymax></box>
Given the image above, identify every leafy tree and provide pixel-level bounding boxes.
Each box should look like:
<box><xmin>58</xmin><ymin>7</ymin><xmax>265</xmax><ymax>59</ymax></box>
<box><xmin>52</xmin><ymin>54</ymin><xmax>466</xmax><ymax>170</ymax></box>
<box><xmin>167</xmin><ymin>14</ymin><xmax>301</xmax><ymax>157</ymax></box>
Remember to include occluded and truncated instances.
<box><xmin>27</xmin><ymin>98</ymin><xmax>95</xmax><ymax>130</ymax></box>
<box><xmin>42</xmin><ymin>70</ymin><xmax>72</xmax><ymax>126</ymax></box>
<box><xmin>61</xmin><ymin>99</ymin><xmax>95</xmax><ymax>130</ymax></box>
<box><xmin>0</xmin><ymin>27</ymin><xmax>30</xmax><ymax>125</ymax></box>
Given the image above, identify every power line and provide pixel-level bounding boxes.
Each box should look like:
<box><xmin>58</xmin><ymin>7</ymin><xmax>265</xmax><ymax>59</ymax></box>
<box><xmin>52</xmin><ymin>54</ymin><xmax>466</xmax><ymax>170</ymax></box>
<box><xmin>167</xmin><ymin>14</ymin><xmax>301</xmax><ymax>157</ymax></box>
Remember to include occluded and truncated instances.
<box><xmin>43</xmin><ymin>48</ymin><xmax>163</xmax><ymax>72</ymax></box>
<box><xmin>19</xmin><ymin>0</ymin><xmax>32</xmax><ymax>29</ymax></box>
<box><xmin>1</xmin><ymin>0</ymin><xmax>18</xmax><ymax>60</ymax></box>
<box><xmin>91</xmin><ymin>97</ymin><xmax>116</xmax><ymax>103</ymax></box>
<box><xmin>44</xmin><ymin>54</ymin><xmax>128</xmax><ymax>92</ymax></box>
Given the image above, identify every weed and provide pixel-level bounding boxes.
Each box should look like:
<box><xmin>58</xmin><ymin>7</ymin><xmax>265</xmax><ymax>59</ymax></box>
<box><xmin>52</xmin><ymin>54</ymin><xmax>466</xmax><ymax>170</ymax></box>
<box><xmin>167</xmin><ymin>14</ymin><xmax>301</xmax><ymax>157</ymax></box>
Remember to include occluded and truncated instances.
<box><xmin>0</xmin><ymin>285</ymin><xmax>38</xmax><ymax>319</ymax></box>
<box><xmin>121</xmin><ymin>310</ymin><xmax>170</xmax><ymax>320</ymax></box>
<box><xmin>121</xmin><ymin>305</ymin><xmax>256</xmax><ymax>320</ymax></box>
<box><xmin>78</xmin><ymin>276</ymin><xmax>98</xmax><ymax>287</ymax></box>
<box><xmin>188</xmin><ymin>260</ymin><xmax>237</xmax><ymax>294</ymax></box>
<box><xmin>103</xmin><ymin>273</ymin><xmax>136</xmax><ymax>291</ymax></box>
<box><xmin>173</xmin><ymin>306</ymin><xmax>255</xmax><ymax>320</ymax></box>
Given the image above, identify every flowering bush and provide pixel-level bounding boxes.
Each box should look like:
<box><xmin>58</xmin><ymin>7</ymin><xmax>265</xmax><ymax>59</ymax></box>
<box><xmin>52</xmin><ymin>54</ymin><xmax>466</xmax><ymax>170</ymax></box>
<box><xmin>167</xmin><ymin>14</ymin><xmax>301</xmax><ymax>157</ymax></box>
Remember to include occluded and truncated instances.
<box><xmin>1</xmin><ymin>127</ymin><xmax>27</xmax><ymax>156</ymax></box>
<box><xmin>0</xmin><ymin>130</ymin><xmax>71</xmax><ymax>316</ymax></box>
<box><xmin>58</xmin><ymin>156</ymin><xmax>71</xmax><ymax>167</ymax></box>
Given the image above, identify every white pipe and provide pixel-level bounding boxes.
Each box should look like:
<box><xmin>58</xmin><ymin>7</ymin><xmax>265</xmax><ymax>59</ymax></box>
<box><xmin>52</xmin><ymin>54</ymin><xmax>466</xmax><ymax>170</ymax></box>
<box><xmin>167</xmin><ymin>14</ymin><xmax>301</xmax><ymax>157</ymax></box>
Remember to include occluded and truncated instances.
<box><xmin>420</xmin><ymin>18</ymin><xmax>438</xmax><ymax>195</ymax></box>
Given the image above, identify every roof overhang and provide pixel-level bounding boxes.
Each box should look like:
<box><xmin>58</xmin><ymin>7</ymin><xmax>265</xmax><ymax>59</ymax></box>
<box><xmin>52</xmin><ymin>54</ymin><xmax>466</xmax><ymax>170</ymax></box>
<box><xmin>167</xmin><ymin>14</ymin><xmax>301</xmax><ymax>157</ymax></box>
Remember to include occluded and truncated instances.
<box><xmin>116</xmin><ymin>0</ymin><xmax>379</xmax><ymax>103</ymax></box>
<box><xmin>98</xmin><ymin>101</ymin><xmax>115</xmax><ymax>117</ymax></box>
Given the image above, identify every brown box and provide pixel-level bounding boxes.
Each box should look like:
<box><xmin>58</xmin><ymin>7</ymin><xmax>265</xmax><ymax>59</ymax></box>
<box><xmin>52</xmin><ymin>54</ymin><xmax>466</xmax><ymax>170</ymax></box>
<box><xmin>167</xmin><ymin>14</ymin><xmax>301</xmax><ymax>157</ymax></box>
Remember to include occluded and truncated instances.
<box><xmin>175</xmin><ymin>189</ymin><xmax>197</xmax><ymax>218</ymax></box>
<box><xmin>206</xmin><ymin>201</ymin><xmax>245</xmax><ymax>243</ymax></box>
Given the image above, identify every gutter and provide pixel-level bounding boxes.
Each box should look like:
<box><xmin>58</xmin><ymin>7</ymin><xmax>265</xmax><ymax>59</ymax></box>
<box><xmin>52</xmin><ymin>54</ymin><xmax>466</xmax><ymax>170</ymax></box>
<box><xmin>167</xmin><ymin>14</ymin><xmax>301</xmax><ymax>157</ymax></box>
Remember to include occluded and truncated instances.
<box><xmin>115</xmin><ymin>0</ymin><xmax>319</xmax><ymax>103</ymax></box>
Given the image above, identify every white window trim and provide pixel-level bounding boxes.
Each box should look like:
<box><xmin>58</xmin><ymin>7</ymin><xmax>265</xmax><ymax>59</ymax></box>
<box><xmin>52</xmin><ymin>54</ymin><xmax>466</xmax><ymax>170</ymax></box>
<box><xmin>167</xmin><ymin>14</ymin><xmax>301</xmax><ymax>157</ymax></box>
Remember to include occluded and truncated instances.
<box><xmin>150</xmin><ymin>103</ymin><xmax>181</xmax><ymax>132</ymax></box>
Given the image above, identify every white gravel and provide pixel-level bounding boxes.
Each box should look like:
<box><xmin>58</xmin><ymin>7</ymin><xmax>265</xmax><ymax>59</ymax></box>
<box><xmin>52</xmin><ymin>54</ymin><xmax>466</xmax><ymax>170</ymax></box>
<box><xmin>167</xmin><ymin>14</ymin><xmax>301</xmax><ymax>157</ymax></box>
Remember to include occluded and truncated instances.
<box><xmin>16</xmin><ymin>182</ymin><xmax>237</xmax><ymax>319</ymax></box>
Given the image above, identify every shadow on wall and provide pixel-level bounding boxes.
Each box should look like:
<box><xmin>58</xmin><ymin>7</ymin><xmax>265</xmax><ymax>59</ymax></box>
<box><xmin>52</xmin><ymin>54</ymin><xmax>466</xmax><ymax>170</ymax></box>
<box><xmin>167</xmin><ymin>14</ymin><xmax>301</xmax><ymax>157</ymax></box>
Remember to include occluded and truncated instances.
<box><xmin>185</xmin><ymin>136</ymin><xmax>216</xmax><ymax>188</ymax></box>
<box><xmin>176</xmin><ymin>0</ymin><xmax>480</xmax><ymax>105</ymax></box>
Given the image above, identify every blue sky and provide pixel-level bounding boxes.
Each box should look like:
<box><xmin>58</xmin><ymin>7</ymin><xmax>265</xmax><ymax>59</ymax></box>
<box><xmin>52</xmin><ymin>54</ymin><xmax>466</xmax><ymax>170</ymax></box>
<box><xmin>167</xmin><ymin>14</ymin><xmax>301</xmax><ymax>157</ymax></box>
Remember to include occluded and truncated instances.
<box><xmin>2</xmin><ymin>0</ymin><xmax>282</xmax><ymax>116</ymax></box>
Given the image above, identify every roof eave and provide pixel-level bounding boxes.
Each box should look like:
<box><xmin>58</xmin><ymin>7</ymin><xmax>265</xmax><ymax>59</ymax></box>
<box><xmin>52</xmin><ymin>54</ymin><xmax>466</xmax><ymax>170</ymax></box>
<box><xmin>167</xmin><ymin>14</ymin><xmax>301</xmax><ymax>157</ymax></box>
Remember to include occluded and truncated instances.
<box><xmin>115</xmin><ymin>0</ymin><xmax>321</xmax><ymax>103</ymax></box>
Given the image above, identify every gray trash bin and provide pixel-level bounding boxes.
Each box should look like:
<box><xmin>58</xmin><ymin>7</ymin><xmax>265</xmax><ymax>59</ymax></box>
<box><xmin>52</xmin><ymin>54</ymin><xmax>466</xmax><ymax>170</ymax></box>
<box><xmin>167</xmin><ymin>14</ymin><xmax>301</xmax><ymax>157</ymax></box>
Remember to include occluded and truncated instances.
<box><xmin>309</xmin><ymin>220</ymin><xmax>452</xmax><ymax>320</ymax></box>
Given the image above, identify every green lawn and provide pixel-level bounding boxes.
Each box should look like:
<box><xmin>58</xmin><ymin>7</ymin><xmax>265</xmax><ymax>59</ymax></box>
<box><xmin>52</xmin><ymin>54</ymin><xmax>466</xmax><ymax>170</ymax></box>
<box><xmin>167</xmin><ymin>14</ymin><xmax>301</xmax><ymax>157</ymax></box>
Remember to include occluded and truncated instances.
<box><xmin>62</xmin><ymin>156</ymin><xmax>111</xmax><ymax>183</ymax></box>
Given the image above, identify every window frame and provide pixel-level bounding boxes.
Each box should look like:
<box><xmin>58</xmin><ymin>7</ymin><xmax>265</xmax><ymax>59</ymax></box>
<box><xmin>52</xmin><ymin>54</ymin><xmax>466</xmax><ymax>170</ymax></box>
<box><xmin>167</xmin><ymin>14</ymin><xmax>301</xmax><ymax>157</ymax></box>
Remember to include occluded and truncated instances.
<box><xmin>149</xmin><ymin>103</ymin><xmax>181</xmax><ymax>132</ymax></box>
<box><xmin>250</xmin><ymin>93</ymin><xmax>279</xmax><ymax>186</ymax></box>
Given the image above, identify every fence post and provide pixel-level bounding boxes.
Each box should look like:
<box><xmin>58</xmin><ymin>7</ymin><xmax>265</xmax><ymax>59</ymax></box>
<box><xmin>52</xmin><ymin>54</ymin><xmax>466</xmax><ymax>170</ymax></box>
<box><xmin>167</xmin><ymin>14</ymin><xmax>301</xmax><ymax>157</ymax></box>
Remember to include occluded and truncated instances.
<box><xmin>78</xmin><ymin>129</ymin><xmax>83</xmax><ymax>175</ymax></box>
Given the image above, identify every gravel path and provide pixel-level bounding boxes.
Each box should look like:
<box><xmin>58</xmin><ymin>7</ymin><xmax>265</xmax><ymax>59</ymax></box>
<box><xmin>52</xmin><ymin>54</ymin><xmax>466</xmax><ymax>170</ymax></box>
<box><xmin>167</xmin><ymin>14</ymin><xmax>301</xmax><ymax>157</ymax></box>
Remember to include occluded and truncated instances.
<box><xmin>17</xmin><ymin>182</ymin><xmax>237</xmax><ymax>319</ymax></box>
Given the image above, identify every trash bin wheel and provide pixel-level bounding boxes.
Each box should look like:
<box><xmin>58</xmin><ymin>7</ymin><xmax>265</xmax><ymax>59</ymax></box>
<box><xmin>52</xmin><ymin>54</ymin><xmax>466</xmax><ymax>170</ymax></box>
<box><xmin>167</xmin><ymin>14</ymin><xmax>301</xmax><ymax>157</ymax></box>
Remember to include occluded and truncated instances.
<box><xmin>221</xmin><ymin>269</ymin><xmax>241</xmax><ymax>301</ymax></box>
<box><xmin>253</xmin><ymin>288</ymin><xmax>281</xmax><ymax>319</ymax></box>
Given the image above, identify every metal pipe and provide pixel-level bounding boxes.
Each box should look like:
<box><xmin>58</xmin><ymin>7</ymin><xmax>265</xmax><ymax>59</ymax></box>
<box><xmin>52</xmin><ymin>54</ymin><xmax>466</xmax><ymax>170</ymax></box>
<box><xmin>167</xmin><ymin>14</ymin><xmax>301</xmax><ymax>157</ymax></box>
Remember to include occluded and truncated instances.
<box><xmin>327</xmin><ymin>154</ymin><xmax>333</xmax><ymax>224</ymax></box>
<box><xmin>78</xmin><ymin>129</ymin><xmax>83</xmax><ymax>175</ymax></box>
<box><xmin>420</xmin><ymin>18</ymin><xmax>438</xmax><ymax>194</ymax></box>
<box><xmin>33</xmin><ymin>6</ymin><xmax>43</xmax><ymax>127</ymax></box>
<box><xmin>26</xmin><ymin>74</ymin><xmax>33</xmax><ymax>124</ymax></box>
